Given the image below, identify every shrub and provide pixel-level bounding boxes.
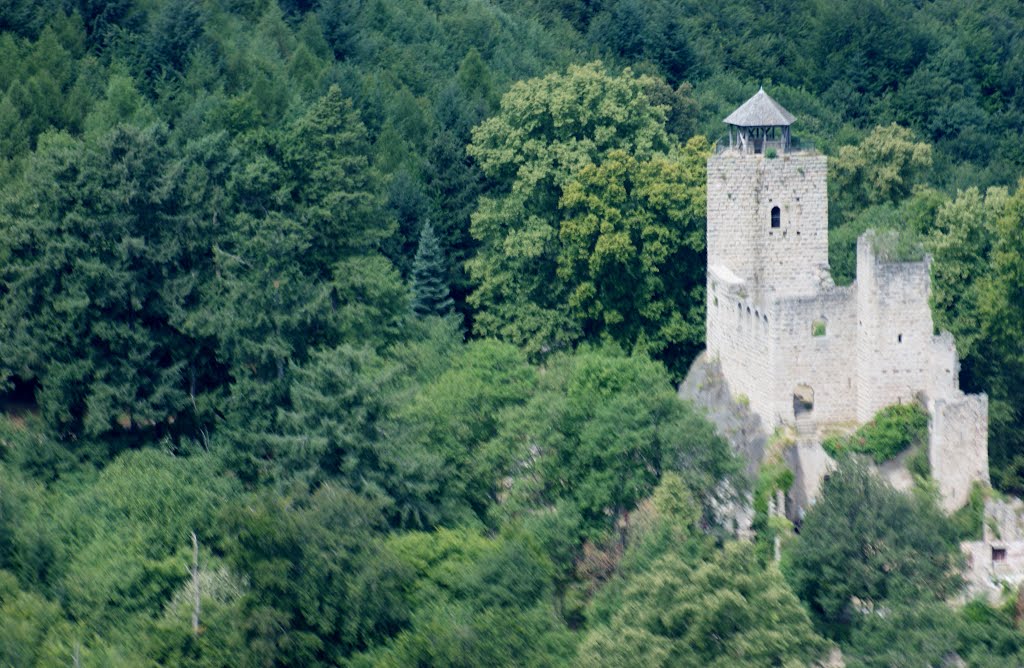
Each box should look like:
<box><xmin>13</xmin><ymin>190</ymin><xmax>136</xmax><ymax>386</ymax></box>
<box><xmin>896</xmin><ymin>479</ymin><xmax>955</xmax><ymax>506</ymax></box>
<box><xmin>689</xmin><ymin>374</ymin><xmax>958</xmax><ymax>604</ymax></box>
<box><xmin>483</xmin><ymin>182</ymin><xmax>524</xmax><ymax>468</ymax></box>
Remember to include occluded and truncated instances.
<box><xmin>906</xmin><ymin>445</ymin><xmax>930</xmax><ymax>479</ymax></box>
<box><xmin>949</xmin><ymin>483</ymin><xmax>985</xmax><ymax>541</ymax></box>
<box><xmin>821</xmin><ymin>403</ymin><xmax>928</xmax><ymax>463</ymax></box>
<box><xmin>753</xmin><ymin>461</ymin><xmax>795</xmax><ymax>516</ymax></box>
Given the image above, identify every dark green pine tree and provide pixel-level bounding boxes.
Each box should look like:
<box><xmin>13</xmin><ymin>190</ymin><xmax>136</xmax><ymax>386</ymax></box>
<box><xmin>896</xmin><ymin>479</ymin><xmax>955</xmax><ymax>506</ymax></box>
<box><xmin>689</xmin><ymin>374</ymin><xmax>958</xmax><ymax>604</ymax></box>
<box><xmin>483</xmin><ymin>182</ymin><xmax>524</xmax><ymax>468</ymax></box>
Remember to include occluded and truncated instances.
<box><xmin>411</xmin><ymin>222</ymin><xmax>454</xmax><ymax>317</ymax></box>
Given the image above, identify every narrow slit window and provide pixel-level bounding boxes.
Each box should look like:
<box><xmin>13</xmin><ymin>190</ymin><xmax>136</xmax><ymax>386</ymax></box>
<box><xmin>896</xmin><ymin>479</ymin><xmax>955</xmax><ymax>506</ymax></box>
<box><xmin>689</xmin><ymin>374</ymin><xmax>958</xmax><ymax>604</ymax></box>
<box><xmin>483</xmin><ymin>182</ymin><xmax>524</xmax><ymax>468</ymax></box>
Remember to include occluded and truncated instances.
<box><xmin>771</xmin><ymin>206</ymin><xmax>781</xmax><ymax>229</ymax></box>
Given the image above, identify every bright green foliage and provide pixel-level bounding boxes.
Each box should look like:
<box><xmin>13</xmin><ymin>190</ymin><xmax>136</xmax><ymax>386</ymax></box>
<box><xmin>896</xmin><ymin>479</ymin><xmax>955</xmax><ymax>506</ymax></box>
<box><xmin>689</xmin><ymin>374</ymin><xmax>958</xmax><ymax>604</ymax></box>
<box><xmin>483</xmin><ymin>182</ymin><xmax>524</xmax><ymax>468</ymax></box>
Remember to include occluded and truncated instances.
<box><xmin>399</xmin><ymin>340</ymin><xmax>537</xmax><ymax>524</ymax></box>
<box><xmin>966</xmin><ymin>182</ymin><xmax>1024</xmax><ymax>493</ymax></box>
<box><xmin>147</xmin><ymin>564</ymin><xmax>250</xmax><ymax>668</ymax></box>
<box><xmin>0</xmin><ymin>574</ymin><xmax>76</xmax><ymax>668</ymax></box>
<box><xmin>829</xmin><ymin>187</ymin><xmax>946</xmax><ymax>284</ymax></box>
<box><xmin>753</xmin><ymin>462</ymin><xmax>795</xmax><ymax>517</ymax></box>
<box><xmin>491</xmin><ymin>346</ymin><xmax>739</xmax><ymax>537</ymax></box>
<box><xmin>865</xmin><ymin>227</ymin><xmax>926</xmax><ymax>264</ymax></box>
<box><xmin>581</xmin><ymin>475</ymin><xmax>713</xmax><ymax>627</ymax></box>
<box><xmin>785</xmin><ymin>462</ymin><xmax>962</xmax><ymax>632</ymax></box>
<box><xmin>0</xmin><ymin>413</ymin><xmax>76</xmax><ymax>481</ymax></box>
<box><xmin>580</xmin><ymin>541</ymin><xmax>828</xmax><ymax>667</ymax></box>
<box><xmin>750</xmin><ymin>461</ymin><xmax>796</xmax><ymax>560</ymax></box>
<box><xmin>820</xmin><ymin>403</ymin><xmax>929</xmax><ymax>463</ymax></box>
<box><xmin>829</xmin><ymin>124</ymin><xmax>933</xmax><ymax>225</ymax></box>
<box><xmin>467</xmin><ymin>63</ymin><xmax>709</xmax><ymax>372</ymax></box>
<box><xmin>354</xmin><ymin>600</ymin><xmax>576</xmax><ymax>668</ymax></box>
<box><xmin>921</xmin><ymin>181</ymin><xmax>1024</xmax><ymax>493</ymax></box>
<box><xmin>217</xmin><ymin>485</ymin><xmax>405</xmax><ymax>667</ymax></box>
<box><xmin>949</xmin><ymin>484</ymin><xmax>986</xmax><ymax>542</ymax></box>
<box><xmin>410</xmin><ymin>222</ymin><xmax>454</xmax><ymax>317</ymax></box>
<box><xmin>54</xmin><ymin>451</ymin><xmax>239</xmax><ymax>631</ymax></box>
<box><xmin>844</xmin><ymin>600</ymin><xmax>1024</xmax><ymax>668</ymax></box>
<box><xmin>928</xmin><ymin>187</ymin><xmax>1007</xmax><ymax>359</ymax></box>
<box><xmin>351</xmin><ymin>527</ymin><xmax>575</xmax><ymax>667</ymax></box>
<box><xmin>3</xmin><ymin>1</ymin><xmax>1024</xmax><ymax>664</ymax></box>
<box><xmin>0</xmin><ymin>463</ymin><xmax>58</xmax><ymax>590</ymax></box>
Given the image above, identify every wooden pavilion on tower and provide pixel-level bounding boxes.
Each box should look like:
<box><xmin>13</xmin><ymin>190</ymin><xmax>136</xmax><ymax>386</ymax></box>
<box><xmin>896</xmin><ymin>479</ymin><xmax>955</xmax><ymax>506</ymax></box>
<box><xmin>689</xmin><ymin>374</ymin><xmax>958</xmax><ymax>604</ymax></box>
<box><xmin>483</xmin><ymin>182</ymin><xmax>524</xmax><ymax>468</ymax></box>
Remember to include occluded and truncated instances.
<box><xmin>723</xmin><ymin>86</ymin><xmax>796</xmax><ymax>154</ymax></box>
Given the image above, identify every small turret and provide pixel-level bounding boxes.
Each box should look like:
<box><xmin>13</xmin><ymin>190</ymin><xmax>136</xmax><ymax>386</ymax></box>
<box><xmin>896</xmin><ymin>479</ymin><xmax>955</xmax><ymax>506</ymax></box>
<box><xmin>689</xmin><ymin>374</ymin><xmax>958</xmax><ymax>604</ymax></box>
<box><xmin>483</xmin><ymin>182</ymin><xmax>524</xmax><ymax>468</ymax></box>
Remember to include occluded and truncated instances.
<box><xmin>723</xmin><ymin>87</ymin><xmax>795</xmax><ymax>154</ymax></box>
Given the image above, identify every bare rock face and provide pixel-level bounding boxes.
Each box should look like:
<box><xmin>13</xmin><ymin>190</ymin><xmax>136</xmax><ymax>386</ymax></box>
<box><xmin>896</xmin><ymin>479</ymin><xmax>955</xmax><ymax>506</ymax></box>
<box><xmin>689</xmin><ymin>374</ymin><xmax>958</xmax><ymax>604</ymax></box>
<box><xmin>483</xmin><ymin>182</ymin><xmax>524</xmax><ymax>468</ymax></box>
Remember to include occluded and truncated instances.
<box><xmin>678</xmin><ymin>351</ymin><xmax>767</xmax><ymax>478</ymax></box>
<box><xmin>678</xmin><ymin>352</ymin><xmax>765</xmax><ymax>537</ymax></box>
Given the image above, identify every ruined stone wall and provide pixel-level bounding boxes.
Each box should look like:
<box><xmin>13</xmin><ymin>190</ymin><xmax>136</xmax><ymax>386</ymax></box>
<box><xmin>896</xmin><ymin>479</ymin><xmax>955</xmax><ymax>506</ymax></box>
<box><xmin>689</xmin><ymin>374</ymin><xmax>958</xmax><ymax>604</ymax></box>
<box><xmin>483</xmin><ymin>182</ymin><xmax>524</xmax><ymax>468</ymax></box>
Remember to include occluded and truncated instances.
<box><xmin>706</xmin><ymin>266</ymin><xmax>774</xmax><ymax>421</ymax></box>
<box><xmin>961</xmin><ymin>498</ymin><xmax>1024</xmax><ymax>600</ymax></box>
<box><xmin>927</xmin><ymin>331</ymin><xmax>961</xmax><ymax>403</ymax></box>
<box><xmin>930</xmin><ymin>393</ymin><xmax>990</xmax><ymax>512</ymax></box>
<box><xmin>983</xmin><ymin>498</ymin><xmax>1024</xmax><ymax>543</ymax></box>
<box><xmin>708</xmin><ymin>275</ymin><xmax>860</xmax><ymax>427</ymax></box>
<box><xmin>707</xmin><ymin>152</ymin><xmax>828</xmax><ymax>302</ymax></box>
<box><xmin>768</xmin><ymin>287</ymin><xmax>859</xmax><ymax>425</ymax></box>
<box><xmin>855</xmin><ymin>235</ymin><xmax>940</xmax><ymax>422</ymax></box>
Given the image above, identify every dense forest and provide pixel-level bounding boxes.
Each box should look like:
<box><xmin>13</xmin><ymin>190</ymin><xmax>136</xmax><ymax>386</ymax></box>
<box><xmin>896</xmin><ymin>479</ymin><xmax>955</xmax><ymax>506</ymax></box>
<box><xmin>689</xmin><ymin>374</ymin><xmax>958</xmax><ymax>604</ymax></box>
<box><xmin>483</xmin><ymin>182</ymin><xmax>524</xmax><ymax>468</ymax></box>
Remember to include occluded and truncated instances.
<box><xmin>1</xmin><ymin>0</ymin><xmax>1024</xmax><ymax>665</ymax></box>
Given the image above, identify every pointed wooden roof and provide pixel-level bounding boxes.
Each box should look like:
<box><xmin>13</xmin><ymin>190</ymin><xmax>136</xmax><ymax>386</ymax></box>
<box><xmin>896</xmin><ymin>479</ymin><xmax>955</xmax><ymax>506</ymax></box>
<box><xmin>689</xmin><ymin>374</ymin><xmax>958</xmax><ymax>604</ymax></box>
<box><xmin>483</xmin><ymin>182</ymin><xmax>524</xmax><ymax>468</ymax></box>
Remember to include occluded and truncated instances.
<box><xmin>723</xmin><ymin>87</ymin><xmax>796</xmax><ymax>127</ymax></box>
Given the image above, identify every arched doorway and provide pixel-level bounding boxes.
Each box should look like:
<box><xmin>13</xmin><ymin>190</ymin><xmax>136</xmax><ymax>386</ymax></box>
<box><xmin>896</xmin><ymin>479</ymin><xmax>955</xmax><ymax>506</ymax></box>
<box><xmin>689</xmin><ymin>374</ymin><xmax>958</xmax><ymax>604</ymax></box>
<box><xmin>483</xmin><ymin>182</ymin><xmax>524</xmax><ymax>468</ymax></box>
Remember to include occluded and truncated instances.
<box><xmin>793</xmin><ymin>384</ymin><xmax>814</xmax><ymax>416</ymax></box>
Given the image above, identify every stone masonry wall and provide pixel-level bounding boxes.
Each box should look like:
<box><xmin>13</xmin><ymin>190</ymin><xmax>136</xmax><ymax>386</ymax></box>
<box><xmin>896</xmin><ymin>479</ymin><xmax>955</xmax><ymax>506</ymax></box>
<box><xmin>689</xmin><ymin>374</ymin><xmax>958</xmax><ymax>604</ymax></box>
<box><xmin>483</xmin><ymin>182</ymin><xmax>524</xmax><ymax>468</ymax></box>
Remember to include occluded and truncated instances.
<box><xmin>930</xmin><ymin>393</ymin><xmax>990</xmax><ymax>512</ymax></box>
<box><xmin>855</xmin><ymin>234</ymin><xmax>943</xmax><ymax>422</ymax></box>
<box><xmin>768</xmin><ymin>287</ymin><xmax>858</xmax><ymax>425</ymax></box>
<box><xmin>707</xmin><ymin>152</ymin><xmax>828</xmax><ymax>303</ymax></box>
<box><xmin>928</xmin><ymin>331</ymin><xmax>961</xmax><ymax>403</ymax></box>
<box><xmin>706</xmin><ymin>266</ymin><xmax>774</xmax><ymax>421</ymax></box>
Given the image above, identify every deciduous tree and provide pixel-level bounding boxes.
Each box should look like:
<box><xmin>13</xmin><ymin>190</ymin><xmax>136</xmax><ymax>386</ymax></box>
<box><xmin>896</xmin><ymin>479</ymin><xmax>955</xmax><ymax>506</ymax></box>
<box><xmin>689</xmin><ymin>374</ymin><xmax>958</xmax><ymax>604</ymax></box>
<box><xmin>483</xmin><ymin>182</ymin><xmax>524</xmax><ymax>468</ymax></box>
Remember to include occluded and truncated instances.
<box><xmin>467</xmin><ymin>63</ymin><xmax>709</xmax><ymax>371</ymax></box>
<box><xmin>784</xmin><ymin>462</ymin><xmax>962</xmax><ymax>630</ymax></box>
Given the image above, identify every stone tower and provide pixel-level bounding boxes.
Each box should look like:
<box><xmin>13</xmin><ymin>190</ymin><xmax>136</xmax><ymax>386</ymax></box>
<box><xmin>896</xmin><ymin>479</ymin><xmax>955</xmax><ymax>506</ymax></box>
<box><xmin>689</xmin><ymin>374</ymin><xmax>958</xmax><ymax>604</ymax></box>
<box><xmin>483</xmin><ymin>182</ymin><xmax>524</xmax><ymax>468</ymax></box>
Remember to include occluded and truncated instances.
<box><xmin>706</xmin><ymin>87</ymin><xmax>828</xmax><ymax>303</ymax></box>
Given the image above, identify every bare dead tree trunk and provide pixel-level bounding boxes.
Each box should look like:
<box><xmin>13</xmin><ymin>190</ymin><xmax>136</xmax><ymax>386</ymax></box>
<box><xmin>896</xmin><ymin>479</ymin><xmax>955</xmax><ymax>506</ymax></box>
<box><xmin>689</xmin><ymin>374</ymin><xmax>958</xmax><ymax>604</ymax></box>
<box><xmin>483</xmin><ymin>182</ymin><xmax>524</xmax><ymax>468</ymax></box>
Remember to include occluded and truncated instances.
<box><xmin>72</xmin><ymin>643</ymin><xmax>80</xmax><ymax>668</ymax></box>
<box><xmin>191</xmin><ymin>531</ymin><xmax>201</xmax><ymax>636</ymax></box>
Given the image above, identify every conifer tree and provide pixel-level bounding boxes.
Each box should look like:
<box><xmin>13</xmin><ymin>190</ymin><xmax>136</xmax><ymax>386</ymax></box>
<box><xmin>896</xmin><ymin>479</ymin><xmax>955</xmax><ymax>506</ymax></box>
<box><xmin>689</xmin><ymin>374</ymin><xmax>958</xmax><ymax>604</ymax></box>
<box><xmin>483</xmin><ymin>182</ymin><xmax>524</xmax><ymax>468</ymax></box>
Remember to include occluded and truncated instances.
<box><xmin>411</xmin><ymin>222</ymin><xmax>454</xmax><ymax>317</ymax></box>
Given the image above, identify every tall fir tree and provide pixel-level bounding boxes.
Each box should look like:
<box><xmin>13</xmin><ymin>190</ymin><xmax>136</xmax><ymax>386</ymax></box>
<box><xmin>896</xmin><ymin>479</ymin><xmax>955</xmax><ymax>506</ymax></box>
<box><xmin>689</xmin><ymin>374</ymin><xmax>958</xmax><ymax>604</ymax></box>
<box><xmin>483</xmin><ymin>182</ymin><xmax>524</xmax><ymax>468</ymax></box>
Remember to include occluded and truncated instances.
<box><xmin>411</xmin><ymin>222</ymin><xmax>454</xmax><ymax>317</ymax></box>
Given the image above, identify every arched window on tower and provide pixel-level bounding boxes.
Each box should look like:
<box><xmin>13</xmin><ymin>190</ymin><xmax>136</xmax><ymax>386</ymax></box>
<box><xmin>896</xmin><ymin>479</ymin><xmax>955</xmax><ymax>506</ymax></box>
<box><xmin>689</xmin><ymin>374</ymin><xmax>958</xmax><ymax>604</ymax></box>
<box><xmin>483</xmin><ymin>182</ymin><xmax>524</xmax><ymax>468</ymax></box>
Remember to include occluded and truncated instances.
<box><xmin>770</xmin><ymin>206</ymin><xmax>780</xmax><ymax>229</ymax></box>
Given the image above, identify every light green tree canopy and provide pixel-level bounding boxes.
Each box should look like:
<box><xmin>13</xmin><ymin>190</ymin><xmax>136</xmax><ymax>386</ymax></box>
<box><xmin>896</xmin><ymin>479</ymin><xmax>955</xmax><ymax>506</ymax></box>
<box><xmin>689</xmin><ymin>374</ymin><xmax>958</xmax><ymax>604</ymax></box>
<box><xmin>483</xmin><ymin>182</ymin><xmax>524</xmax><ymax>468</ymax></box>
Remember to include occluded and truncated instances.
<box><xmin>467</xmin><ymin>62</ymin><xmax>709</xmax><ymax>374</ymax></box>
<box><xmin>488</xmin><ymin>346</ymin><xmax>739</xmax><ymax>538</ymax></box>
<box><xmin>578</xmin><ymin>541</ymin><xmax>828</xmax><ymax>668</ymax></box>
<box><xmin>784</xmin><ymin>462</ymin><xmax>962</xmax><ymax>630</ymax></box>
<box><xmin>829</xmin><ymin>123</ymin><xmax>933</xmax><ymax>225</ymax></box>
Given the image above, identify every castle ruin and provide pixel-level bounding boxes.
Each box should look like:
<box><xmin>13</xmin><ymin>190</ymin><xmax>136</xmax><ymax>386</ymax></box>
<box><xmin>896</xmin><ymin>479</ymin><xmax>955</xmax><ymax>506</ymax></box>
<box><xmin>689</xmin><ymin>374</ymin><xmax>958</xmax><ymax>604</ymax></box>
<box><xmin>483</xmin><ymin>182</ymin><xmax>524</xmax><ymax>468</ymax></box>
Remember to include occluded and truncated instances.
<box><xmin>705</xmin><ymin>88</ymin><xmax>989</xmax><ymax>514</ymax></box>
